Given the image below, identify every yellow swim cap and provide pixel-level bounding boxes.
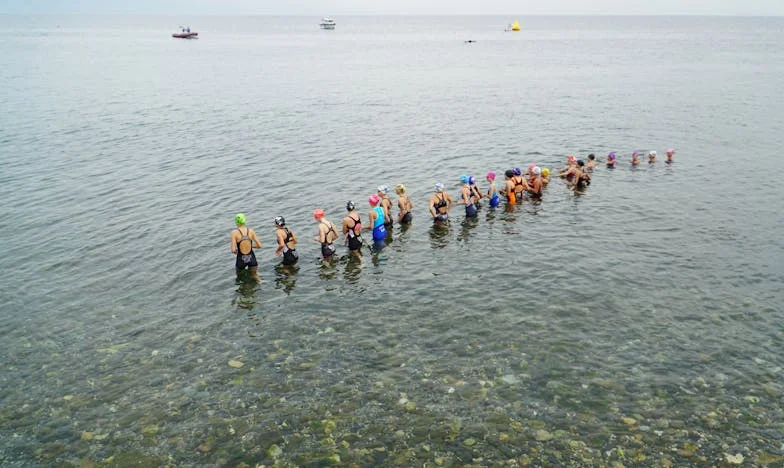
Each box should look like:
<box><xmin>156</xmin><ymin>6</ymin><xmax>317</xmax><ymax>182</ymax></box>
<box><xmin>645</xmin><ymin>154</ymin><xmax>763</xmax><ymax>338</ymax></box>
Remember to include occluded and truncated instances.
<box><xmin>542</xmin><ymin>168</ymin><xmax>550</xmax><ymax>177</ymax></box>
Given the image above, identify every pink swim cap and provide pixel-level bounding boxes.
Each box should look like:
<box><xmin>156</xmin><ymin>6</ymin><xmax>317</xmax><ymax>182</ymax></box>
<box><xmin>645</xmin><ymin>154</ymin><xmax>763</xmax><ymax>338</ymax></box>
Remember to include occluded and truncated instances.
<box><xmin>568</xmin><ymin>155</ymin><xmax>576</xmax><ymax>162</ymax></box>
<box><xmin>667</xmin><ymin>148</ymin><xmax>675</xmax><ymax>154</ymax></box>
<box><xmin>486</xmin><ymin>171</ymin><xmax>496</xmax><ymax>180</ymax></box>
<box><xmin>632</xmin><ymin>151</ymin><xmax>639</xmax><ymax>157</ymax></box>
<box><xmin>368</xmin><ymin>194</ymin><xmax>380</xmax><ymax>206</ymax></box>
<box><xmin>528</xmin><ymin>163</ymin><xmax>536</xmax><ymax>169</ymax></box>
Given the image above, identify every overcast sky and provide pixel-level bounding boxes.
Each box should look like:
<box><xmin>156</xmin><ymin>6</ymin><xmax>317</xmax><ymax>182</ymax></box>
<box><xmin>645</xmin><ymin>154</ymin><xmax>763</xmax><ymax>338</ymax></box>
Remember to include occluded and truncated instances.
<box><xmin>2</xmin><ymin>0</ymin><xmax>782</xmax><ymax>16</ymax></box>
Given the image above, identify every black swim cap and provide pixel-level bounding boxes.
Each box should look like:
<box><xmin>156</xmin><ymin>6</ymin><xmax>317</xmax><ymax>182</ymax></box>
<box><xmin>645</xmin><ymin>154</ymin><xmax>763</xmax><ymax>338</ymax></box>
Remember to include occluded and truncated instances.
<box><xmin>346</xmin><ymin>201</ymin><xmax>355</xmax><ymax>211</ymax></box>
<box><xmin>274</xmin><ymin>216</ymin><xmax>286</xmax><ymax>226</ymax></box>
<box><xmin>505</xmin><ymin>169</ymin><xmax>514</xmax><ymax>178</ymax></box>
<box><xmin>577</xmin><ymin>160</ymin><xmax>585</xmax><ymax>167</ymax></box>
<box><xmin>588</xmin><ymin>154</ymin><xmax>595</xmax><ymax>160</ymax></box>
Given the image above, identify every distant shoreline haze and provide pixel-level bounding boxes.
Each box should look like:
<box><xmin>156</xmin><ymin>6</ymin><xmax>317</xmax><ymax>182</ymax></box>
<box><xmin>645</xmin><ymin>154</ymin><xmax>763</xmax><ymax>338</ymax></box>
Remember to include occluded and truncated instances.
<box><xmin>0</xmin><ymin>0</ymin><xmax>782</xmax><ymax>17</ymax></box>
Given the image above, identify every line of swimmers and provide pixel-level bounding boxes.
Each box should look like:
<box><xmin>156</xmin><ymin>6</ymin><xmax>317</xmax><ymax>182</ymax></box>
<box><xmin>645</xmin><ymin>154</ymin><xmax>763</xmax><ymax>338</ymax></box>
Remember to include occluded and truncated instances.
<box><xmin>230</xmin><ymin>149</ymin><xmax>676</xmax><ymax>279</ymax></box>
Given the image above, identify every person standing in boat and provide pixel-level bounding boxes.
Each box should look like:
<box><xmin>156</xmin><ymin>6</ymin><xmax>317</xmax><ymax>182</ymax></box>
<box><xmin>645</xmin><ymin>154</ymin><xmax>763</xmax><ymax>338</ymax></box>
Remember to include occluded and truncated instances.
<box><xmin>231</xmin><ymin>213</ymin><xmax>262</xmax><ymax>281</ymax></box>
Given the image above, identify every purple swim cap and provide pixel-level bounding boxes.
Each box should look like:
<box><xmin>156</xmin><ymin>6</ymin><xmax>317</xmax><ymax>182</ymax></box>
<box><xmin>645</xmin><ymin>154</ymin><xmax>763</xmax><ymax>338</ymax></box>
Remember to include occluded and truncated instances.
<box><xmin>608</xmin><ymin>152</ymin><xmax>616</xmax><ymax>160</ymax></box>
<box><xmin>513</xmin><ymin>167</ymin><xmax>522</xmax><ymax>176</ymax></box>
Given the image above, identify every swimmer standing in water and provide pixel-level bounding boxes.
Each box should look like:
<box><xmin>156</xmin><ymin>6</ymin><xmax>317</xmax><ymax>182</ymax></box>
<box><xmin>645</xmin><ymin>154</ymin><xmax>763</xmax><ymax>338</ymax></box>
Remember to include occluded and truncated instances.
<box><xmin>586</xmin><ymin>154</ymin><xmax>597</xmax><ymax>172</ymax></box>
<box><xmin>485</xmin><ymin>172</ymin><xmax>500</xmax><ymax>208</ymax></box>
<box><xmin>607</xmin><ymin>152</ymin><xmax>618</xmax><ymax>168</ymax></box>
<box><xmin>469</xmin><ymin>176</ymin><xmax>483</xmax><ymax>208</ymax></box>
<box><xmin>527</xmin><ymin>166</ymin><xmax>543</xmax><ymax>197</ymax></box>
<box><xmin>313</xmin><ymin>209</ymin><xmax>339</xmax><ymax>260</ymax></box>
<box><xmin>395</xmin><ymin>184</ymin><xmax>413</xmax><ymax>224</ymax></box>
<box><xmin>429</xmin><ymin>182</ymin><xmax>453</xmax><ymax>222</ymax></box>
<box><xmin>559</xmin><ymin>155</ymin><xmax>578</xmax><ymax>179</ymax></box>
<box><xmin>341</xmin><ymin>201</ymin><xmax>363</xmax><ymax>252</ymax></box>
<box><xmin>231</xmin><ymin>213</ymin><xmax>262</xmax><ymax>281</ymax></box>
<box><xmin>500</xmin><ymin>170</ymin><xmax>517</xmax><ymax>204</ymax></box>
<box><xmin>631</xmin><ymin>151</ymin><xmax>640</xmax><ymax>166</ymax></box>
<box><xmin>571</xmin><ymin>160</ymin><xmax>591</xmax><ymax>190</ymax></box>
<box><xmin>365</xmin><ymin>194</ymin><xmax>387</xmax><ymax>242</ymax></box>
<box><xmin>648</xmin><ymin>150</ymin><xmax>657</xmax><ymax>164</ymax></box>
<box><xmin>274</xmin><ymin>216</ymin><xmax>298</xmax><ymax>266</ymax></box>
<box><xmin>377</xmin><ymin>186</ymin><xmax>393</xmax><ymax>229</ymax></box>
<box><xmin>541</xmin><ymin>168</ymin><xmax>551</xmax><ymax>185</ymax></box>
<box><xmin>511</xmin><ymin>167</ymin><xmax>529</xmax><ymax>202</ymax></box>
<box><xmin>666</xmin><ymin>148</ymin><xmax>675</xmax><ymax>164</ymax></box>
<box><xmin>459</xmin><ymin>175</ymin><xmax>479</xmax><ymax>218</ymax></box>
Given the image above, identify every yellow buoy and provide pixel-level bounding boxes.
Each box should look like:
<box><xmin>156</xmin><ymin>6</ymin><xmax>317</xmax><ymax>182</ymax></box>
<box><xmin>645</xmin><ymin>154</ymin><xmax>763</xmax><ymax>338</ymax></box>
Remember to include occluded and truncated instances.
<box><xmin>511</xmin><ymin>21</ymin><xmax>520</xmax><ymax>31</ymax></box>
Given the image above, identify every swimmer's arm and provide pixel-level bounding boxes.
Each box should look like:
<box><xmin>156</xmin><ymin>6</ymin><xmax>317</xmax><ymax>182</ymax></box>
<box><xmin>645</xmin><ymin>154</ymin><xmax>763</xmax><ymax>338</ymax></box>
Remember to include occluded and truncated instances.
<box><xmin>230</xmin><ymin>232</ymin><xmax>237</xmax><ymax>254</ymax></box>
<box><xmin>250</xmin><ymin>229</ymin><xmax>262</xmax><ymax>249</ymax></box>
<box><xmin>446</xmin><ymin>194</ymin><xmax>454</xmax><ymax>210</ymax></box>
<box><xmin>363</xmin><ymin>212</ymin><xmax>374</xmax><ymax>230</ymax></box>
<box><xmin>428</xmin><ymin>198</ymin><xmax>437</xmax><ymax>218</ymax></box>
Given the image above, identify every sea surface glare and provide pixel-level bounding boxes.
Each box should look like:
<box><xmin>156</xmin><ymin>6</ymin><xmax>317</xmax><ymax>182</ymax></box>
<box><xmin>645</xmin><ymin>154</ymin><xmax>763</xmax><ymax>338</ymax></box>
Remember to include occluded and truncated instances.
<box><xmin>1</xmin><ymin>14</ymin><xmax>783</xmax><ymax>466</ymax></box>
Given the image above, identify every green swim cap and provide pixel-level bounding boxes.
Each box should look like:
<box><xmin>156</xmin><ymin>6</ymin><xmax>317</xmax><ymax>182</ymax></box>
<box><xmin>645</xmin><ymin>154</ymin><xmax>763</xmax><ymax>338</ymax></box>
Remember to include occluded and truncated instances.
<box><xmin>235</xmin><ymin>213</ymin><xmax>246</xmax><ymax>225</ymax></box>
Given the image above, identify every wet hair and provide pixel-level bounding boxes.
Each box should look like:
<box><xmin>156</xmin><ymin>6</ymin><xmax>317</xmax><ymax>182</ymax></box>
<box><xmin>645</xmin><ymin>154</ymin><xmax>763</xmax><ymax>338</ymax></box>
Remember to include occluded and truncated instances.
<box><xmin>505</xmin><ymin>169</ymin><xmax>514</xmax><ymax>178</ymax></box>
<box><xmin>588</xmin><ymin>154</ymin><xmax>595</xmax><ymax>161</ymax></box>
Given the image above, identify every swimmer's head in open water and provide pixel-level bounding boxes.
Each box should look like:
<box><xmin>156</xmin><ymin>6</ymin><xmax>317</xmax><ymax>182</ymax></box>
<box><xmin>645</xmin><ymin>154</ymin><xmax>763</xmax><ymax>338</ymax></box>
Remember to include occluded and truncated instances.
<box><xmin>486</xmin><ymin>171</ymin><xmax>496</xmax><ymax>181</ymax></box>
<box><xmin>533</xmin><ymin>166</ymin><xmax>541</xmax><ymax>175</ymax></box>
<box><xmin>395</xmin><ymin>184</ymin><xmax>406</xmax><ymax>194</ymax></box>
<box><xmin>568</xmin><ymin>155</ymin><xmax>576</xmax><ymax>163</ymax></box>
<box><xmin>346</xmin><ymin>201</ymin><xmax>355</xmax><ymax>211</ymax></box>
<box><xmin>274</xmin><ymin>216</ymin><xmax>286</xmax><ymax>227</ymax></box>
<box><xmin>513</xmin><ymin>167</ymin><xmax>522</xmax><ymax>176</ymax></box>
<box><xmin>468</xmin><ymin>176</ymin><xmax>475</xmax><ymax>185</ymax></box>
<box><xmin>667</xmin><ymin>148</ymin><xmax>675</xmax><ymax>155</ymax></box>
<box><xmin>608</xmin><ymin>152</ymin><xmax>616</xmax><ymax>161</ymax></box>
<box><xmin>460</xmin><ymin>175</ymin><xmax>470</xmax><ymax>184</ymax></box>
<box><xmin>542</xmin><ymin>168</ymin><xmax>550</xmax><ymax>177</ymax></box>
<box><xmin>368</xmin><ymin>194</ymin><xmax>380</xmax><ymax>206</ymax></box>
<box><xmin>435</xmin><ymin>182</ymin><xmax>445</xmax><ymax>192</ymax></box>
<box><xmin>313</xmin><ymin>209</ymin><xmax>325</xmax><ymax>219</ymax></box>
<box><xmin>377</xmin><ymin>185</ymin><xmax>389</xmax><ymax>194</ymax></box>
<box><xmin>235</xmin><ymin>213</ymin><xmax>246</xmax><ymax>225</ymax></box>
<box><xmin>504</xmin><ymin>169</ymin><xmax>514</xmax><ymax>179</ymax></box>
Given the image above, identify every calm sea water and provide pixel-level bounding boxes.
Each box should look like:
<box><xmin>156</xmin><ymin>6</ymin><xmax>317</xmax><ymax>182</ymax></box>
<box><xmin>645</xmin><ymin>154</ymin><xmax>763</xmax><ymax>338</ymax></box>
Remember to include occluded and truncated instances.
<box><xmin>1</xmin><ymin>14</ymin><xmax>783</xmax><ymax>466</ymax></box>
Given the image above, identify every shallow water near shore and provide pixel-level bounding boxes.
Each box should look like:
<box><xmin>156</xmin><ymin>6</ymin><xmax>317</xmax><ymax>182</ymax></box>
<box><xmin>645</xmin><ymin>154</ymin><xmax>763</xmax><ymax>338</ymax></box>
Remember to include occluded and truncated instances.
<box><xmin>1</xmin><ymin>14</ymin><xmax>783</xmax><ymax>466</ymax></box>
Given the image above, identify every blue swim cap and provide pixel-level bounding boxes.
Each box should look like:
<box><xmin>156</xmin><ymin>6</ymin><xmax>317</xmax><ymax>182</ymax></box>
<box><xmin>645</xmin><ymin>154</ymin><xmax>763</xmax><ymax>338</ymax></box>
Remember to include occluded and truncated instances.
<box><xmin>513</xmin><ymin>167</ymin><xmax>522</xmax><ymax>176</ymax></box>
<box><xmin>460</xmin><ymin>175</ymin><xmax>470</xmax><ymax>184</ymax></box>
<box><xmin>468</xmin><ymin>176</ymin><xmax>475</xmax><ymax>185</ymax></box>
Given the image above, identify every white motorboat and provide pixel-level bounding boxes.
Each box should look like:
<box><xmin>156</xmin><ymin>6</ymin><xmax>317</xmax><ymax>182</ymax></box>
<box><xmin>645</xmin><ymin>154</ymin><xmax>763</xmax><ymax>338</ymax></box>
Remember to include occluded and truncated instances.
<box><xmin>320</xmin><ymin>17</ymin><xmax>336</xmax><ymax>30</ymax></box>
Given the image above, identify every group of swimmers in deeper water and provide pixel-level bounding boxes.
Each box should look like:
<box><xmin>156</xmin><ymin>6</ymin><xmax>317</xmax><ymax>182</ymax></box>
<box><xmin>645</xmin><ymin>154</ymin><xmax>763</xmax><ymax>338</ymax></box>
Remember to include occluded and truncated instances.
<box><xmin>231</xmin><ymin>149</ymin><xmax>675</xmax><ymax>281</ymax></box>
